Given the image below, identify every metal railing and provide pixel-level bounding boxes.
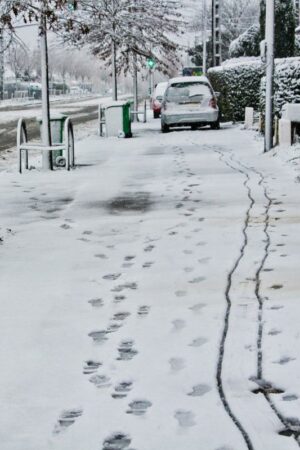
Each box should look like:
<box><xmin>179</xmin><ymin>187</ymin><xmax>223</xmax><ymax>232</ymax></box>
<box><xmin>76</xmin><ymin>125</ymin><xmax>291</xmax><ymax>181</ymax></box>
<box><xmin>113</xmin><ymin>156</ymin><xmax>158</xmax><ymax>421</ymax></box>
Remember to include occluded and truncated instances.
<box><xmin>17</xmin><ymin>117</ymin><xmax>75</xmax><ymax>173</ymax></box>
<box><xmin>131</xmin><ymin>99</ymin><xmax>147</xmax><ymax>123</ymax></box>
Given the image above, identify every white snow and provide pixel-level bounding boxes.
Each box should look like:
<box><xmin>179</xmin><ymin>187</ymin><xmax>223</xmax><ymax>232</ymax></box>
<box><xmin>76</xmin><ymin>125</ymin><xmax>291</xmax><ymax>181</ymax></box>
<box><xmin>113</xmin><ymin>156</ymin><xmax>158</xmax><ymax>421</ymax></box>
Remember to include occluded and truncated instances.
<box><xmin>0</xmin><ymin>117</ymin><xmax>300</xmax><ymax>450</ymax></box>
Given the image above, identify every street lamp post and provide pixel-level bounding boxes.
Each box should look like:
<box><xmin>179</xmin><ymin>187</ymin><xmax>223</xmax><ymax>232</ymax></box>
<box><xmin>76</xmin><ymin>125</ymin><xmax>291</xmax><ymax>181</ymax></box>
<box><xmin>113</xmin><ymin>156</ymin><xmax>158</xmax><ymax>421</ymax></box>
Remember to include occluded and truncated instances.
<box><xmin>202</xmin><ymin>0</ymin><xmax>207</xmax><ymax>74</ymax></box>
<box><xmin>265</xmin><ymin>0</ymin><xmax>275</xmax><ymax>152</ymax></box>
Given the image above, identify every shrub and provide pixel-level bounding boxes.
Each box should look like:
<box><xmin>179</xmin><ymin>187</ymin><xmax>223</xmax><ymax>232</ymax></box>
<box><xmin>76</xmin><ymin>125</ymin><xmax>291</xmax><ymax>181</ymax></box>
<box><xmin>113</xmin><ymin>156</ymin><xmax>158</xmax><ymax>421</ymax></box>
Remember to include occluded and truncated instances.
<box><xmin>229</xmin><ymin>25</ymin><xmax>261</xmax><ymax>59</ymax></box>
<box><xmin>208</xmin><ymin>58</ymin><xmax>264</xmax><ymax>121</ymax></box>
<box><xmin>260</xmin><ymin>57</ymin><xmax>300</xmax><ymax>116</ymax></box>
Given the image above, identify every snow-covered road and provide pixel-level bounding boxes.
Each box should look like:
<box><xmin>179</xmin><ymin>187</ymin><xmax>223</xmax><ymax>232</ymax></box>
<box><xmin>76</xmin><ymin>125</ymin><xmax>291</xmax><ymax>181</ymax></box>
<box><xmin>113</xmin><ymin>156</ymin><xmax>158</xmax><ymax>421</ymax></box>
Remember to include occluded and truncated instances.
<box><xmin>0</xmin><ymin>119</ymin><xmax>299</xmax><ymax>450</ymax></box>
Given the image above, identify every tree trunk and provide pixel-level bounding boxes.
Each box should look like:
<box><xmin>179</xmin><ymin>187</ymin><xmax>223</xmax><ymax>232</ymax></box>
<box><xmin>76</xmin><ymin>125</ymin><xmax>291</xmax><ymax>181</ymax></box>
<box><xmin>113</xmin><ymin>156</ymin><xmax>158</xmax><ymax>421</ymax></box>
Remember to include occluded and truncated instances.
<box><xmin>132</xmin><ymin>52</ymin><xmax>138</xmax><ymax>122</ymax></box>
<box><xmin>112</xmin><ymin>40</ymin><xmax>118</xmax><ymax>101</ymax></box>
<box><xmin>0</xmin><ymin>29</ymin><xmax>4</xmax><ymax>101</ymax></box>
<box><xmin>40</xmin><ymin>13</ymin><xmax>52</xmax><ymax>170</ymax></box>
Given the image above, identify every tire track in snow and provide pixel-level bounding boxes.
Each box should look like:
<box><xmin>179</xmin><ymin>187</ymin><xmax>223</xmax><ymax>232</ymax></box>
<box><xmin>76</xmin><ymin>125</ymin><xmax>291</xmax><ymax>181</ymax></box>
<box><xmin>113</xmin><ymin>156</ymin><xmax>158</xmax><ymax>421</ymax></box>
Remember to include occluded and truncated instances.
<box><xmin>245</xmin><ymin>165</ymin><xmax>300</xmax><ymax>447</ymax></box>
<box><xmin>226</xmin><ymin>156</ymin><xmax>300</xmax><ymax>447</ymax></box>
<box><xmin>210</xmin><ymin>147</ymin><xmax>255</xmax><ymax>450</ymax></box>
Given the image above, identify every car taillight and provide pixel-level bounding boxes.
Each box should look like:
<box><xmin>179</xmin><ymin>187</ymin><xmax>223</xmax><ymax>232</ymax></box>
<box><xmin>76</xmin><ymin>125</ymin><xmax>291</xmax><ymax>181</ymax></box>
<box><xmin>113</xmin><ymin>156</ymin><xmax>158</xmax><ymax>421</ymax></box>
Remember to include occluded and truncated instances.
<box><xmin>209</xmin><ymin>97</ymin><xmax>217</xmax><ymax>109</ymax></box>
<box><xmin>154</xmin><ymin>100</ymin><xmax>161</xmax><ymax>108</ymax></box>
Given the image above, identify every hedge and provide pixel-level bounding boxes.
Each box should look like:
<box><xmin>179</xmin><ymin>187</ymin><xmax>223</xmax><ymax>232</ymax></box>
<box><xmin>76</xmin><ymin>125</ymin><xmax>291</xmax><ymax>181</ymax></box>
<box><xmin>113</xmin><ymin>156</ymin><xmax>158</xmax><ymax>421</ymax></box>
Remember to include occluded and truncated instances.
<box><xmin>208</xmin><ymin>58</ymin><xmax>264</xmax><ymax>122</ymax></box>
<box><xmin>208</xmin><ymin>57</ymin><xmax>300</xmax><ymax>121</ymax></box>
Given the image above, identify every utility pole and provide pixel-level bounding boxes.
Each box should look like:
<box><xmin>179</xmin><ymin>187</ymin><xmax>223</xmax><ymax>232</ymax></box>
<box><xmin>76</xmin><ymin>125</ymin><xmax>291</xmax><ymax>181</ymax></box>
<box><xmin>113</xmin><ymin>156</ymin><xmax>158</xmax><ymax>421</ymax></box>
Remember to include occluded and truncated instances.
<box><xmin>40</xmin><ymin>11</ymin><xmax>53</xmax><ymax>170</ymax></box>
<box><xmin>265</xmin><ymin>0</ymin><xmax>275</xmax><ymax>152</ymax></box>
<box><xmin>0</xmin><ymin>28</ymin><xmax>4</xmax><ymax>101</ymax></box>
<box><xmin>202</xmin><ymin>0</ymin><xmax>207</xmax><ymax>74</ymax></box>
<box><xmin>212</xmin><ymin>0</ymin><xmax>222</xmax><ymax>67</ymax></box>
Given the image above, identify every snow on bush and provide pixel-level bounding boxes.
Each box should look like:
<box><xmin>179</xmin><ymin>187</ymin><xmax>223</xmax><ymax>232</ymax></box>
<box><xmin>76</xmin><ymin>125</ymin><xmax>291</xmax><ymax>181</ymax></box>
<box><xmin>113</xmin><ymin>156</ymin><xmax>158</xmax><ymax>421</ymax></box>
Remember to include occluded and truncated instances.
<box><xmin>229</xmin><ymin>25</ymin><xmax>261</xmax><ymax>59</ymax></box>
<box><xmin>260</xmin><ymin>57</ymin><xmax>300</xmax><ymax>116</ymax></box>
<box><xmin>208</xmin><ymin>58</ymin><xmax>264</xmax><ymax>121</ymax></box>
<box><xmin>209</xmin><ymin>56</ymin><xmax>300</xmax><ymax>121</ymax></box>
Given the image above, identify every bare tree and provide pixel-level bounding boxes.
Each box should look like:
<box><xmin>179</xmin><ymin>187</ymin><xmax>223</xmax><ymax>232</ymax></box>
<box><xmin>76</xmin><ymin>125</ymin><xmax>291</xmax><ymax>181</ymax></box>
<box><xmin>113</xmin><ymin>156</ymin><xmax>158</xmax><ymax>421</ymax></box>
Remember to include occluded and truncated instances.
<box><xmin>64</xmin><ymin>0</ymin><xmax>183</xmax><ymax>100</ymax></box>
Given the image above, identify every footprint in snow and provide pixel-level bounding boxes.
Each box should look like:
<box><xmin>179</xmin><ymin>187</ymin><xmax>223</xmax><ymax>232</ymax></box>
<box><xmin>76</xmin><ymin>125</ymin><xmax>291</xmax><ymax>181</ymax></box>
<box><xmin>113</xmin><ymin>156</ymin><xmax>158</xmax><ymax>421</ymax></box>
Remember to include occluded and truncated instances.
<box><xmin>112</xmin><ymin>282</ymin><xmax>138</xmax><ymax>292</ymax></box>
<box><xmin>137</xmin><ymin>305</ymin><xmax>151</xmax><ymax>317</ymax></box>
<box><xmin>142</xmin><ymin>261</ymin><xmax>154</xmax><ymax>268</ymax></box>
<box><xmin>88</xmin><ymin>298</ymin><xmax>104</xmax><ymax>308</ymax></box>
<box><xmin>189</xmin><ymin>303</ymin><xmax>206</xmax><ymax>313</ymax></box>
<box><xmin>103</xmin><ymin>273</ymin><xmax>121</xmax><ymax>281</ymax></box>
<box><xmin>188</xmin><ymin>384</ymin><xmax>211</xmax><ymax>397</ymax></box>
<box><xmin>117</xmin><ymin>340</ymin><xmax>138</xmax><ymax>361</ymax></box>
<box><xmin>60</xmin><ymin>223</ymin><xmax>71</xmax><ymax>230</ymax></box>
<box><xmin>107</xmin><ymin>322</ymin><xmax>123</xmax><ymax>334</ymax></box>
<box><xmin>274</xmin><ymin>356</ymin><xmax>295</xmax><ymax>365</ymax></box>
<box><xmin>184</xmin><ymin>267</ymin><xmax>194</xmax><ymax>273</ymax></box>
<box><xmin>169</xmin><ymin>357</ymin><xmax>185</xmax><ymax>372</ymax></box>
<box><xmin>282</xmin><ymin>394</ymin><xmax>298</xmax><ymax>402</ymax></box>
<box><xmin>94</xmin><ymin>254</ymin><xmax>108</xmax><ymax>259</ymax></box>
<box><xmin>174</xmin><ymin>410</ymin><xmax>196</xmax><ymax>428</ymax></box>
<box><xmin>189</xmin><ymin>337</ymin><xmax>208</xmax><ymax>347</ymax></box>
<box><xmin>114</xmin><ymin>295</ymin><xmax>126</xmax><ymax>304</ymax></box>
<box><xmin>82</xmin><ymin>230</ymin><xmax>93</xmax><ymax>235</ymax></box>
<box><xmin>89</xmin><ymin>374</ymin><xmax>111</xmax><ymax>389</ymax></box>
<box><xmin>112</xmin><ymin>381</ymin><xmax>133</xmax><ymax>399</ymax></box>
<box><xmin>268</xmin><ymin>329</ymin><xmax>282</xmax><ymax>336</ymax></box>
<box><xmin>112</xmin><ymin>311</ymin><xmax>131</xmax><ymax>321</ymax></box>
<box><xmin>189</xmin><ymin>276</ymin><xmax>206</xmax><ymax>284</ymax></box>
<box><xmin>183</xmin><ymin>249</ymin><xmax>193</xmax><ymax>255</ymax></box>
<box><xmin>102</xmin><ymin>432</ymin><xmax>131</xmax><ymax>450</ymax></box>
<box><xmin>126</xmin><ymin>399</ymin><xmax>152</xmax><ymax>416</ymax></box>
<box><xmin>53</xmin><ymin>409</ymin><xmax>83</xmax><ymax>434</ymax></box>
<box><xmin>88</xmin><ymin>330</ymin><xmax>108</xmax><ymax>345</ymax></box>
<box><xmin>83</xmin><ymin>360</ymin><xmax>102</xmax><ymax>375</ymax></box>
<box><xmin>172</xmin><ymin>319</ymin><xmax>186</xmax><ymax>331</ymax></box>
<box><xmin>175</xmin><ymin>290</ymin><xmax>187</xmax><ymax>298</ymax></box>
<box><xmin>144</xmin><ymin>244</ymin><xmax>155</xmax><ymax>252</ymax></box>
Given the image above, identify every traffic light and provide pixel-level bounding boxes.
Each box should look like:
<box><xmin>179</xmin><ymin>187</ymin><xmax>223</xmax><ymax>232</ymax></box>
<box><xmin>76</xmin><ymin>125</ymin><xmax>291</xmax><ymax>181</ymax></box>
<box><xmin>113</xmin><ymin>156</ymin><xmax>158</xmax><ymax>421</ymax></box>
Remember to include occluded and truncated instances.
<box><xmin>147</xmin><ymin>58</ymin><xmax>156</xmax><ymax>70</ymax></box>
<box><xmin>67</xmin><ymin>0</ymin><xmax>78</xmax><ymax>11</ymax></box>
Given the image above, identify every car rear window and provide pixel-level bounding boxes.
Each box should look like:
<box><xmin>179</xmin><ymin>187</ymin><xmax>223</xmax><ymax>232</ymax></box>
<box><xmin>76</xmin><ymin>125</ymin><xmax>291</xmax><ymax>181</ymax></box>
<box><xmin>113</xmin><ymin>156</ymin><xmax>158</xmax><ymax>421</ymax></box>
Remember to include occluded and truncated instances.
<box><xmin>166</xmin><ymin>82</ymin><xmax>211</xmax><ymax>104</ymax></box>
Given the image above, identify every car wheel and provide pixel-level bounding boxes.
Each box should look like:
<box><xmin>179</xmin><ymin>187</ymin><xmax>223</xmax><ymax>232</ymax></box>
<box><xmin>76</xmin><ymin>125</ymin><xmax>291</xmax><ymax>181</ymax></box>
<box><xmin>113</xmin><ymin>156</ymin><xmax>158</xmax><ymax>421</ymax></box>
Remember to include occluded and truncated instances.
<box><xmin>211</xmin><ymin>120</ymin><xmax>220</xmax><ymax>130</ymax></box>
<box><xmin>191</xmin><ymin>125</ymin><xmax>197</xmax><ymax>131</ymax></box>
<box><xmin>154</xmin><ymin>111</ymin><xmax>160</xmax><ymax>119</ymax></box>
<box><xmin>161</xmin><ymin>122</ymin><xmax>170</xmax><ymax>133</ymax></box>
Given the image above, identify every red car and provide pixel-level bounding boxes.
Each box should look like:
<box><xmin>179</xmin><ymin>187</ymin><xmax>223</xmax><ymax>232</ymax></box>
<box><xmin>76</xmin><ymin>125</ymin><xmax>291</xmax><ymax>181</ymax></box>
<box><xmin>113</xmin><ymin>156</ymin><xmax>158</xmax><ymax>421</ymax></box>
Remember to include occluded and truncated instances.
<box><xmin>151</xmin><ymin>82</ymin><xmax>168</xmax><ymax>118</ymax></box>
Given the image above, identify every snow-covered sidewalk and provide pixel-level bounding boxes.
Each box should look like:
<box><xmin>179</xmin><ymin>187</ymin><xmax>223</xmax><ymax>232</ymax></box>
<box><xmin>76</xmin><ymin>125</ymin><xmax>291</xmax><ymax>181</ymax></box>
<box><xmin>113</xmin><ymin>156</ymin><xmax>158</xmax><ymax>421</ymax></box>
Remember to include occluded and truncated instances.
<box><xmin>0</xmin><ymin>119</ymin><xmax>299</xmax><ymax>450</ymax></box>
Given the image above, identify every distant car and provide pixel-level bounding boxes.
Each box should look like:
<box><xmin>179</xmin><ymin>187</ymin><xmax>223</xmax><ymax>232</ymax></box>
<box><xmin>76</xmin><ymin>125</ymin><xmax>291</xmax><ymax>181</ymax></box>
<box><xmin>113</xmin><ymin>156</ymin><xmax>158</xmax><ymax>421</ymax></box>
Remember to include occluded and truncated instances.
<box><xmin>161</xmin><ymin>76</ymin><xmax>220</xmax><ymax>133</ymax></box>
<box><xmin>151</xmin><ymin>82</ymin><xmax>168</xmax><ymax>119</ymax></box>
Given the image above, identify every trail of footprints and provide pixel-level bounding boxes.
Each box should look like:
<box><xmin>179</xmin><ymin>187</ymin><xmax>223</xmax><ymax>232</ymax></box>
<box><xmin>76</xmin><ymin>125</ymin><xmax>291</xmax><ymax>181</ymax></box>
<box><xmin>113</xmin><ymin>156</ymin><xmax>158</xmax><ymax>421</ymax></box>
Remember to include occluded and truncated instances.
<box><xmin>54</xmin><ymin>145</ymin><xmax>214</xmax><ymax>446</ymax></box>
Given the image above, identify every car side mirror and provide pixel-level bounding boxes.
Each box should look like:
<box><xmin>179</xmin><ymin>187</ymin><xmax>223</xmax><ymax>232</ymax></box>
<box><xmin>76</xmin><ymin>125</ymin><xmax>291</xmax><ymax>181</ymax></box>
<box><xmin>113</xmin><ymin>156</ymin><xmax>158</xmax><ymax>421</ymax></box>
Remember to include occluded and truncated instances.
<box><xmin>215</xmin><ymin>92</ymin><xmax>221</xmax><ymax>98</ymax></box>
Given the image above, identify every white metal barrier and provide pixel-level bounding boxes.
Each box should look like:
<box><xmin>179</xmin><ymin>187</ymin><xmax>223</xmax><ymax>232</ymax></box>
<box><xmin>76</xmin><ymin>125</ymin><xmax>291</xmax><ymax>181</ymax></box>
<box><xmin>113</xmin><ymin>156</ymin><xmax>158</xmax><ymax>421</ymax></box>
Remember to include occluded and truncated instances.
<box><xmin>17</xmin><ymin>117</ymin><xmax>75</xmax><ymax>173</ymax></box>
<box><xmin>131</xmin><ymin>100</ymin><xmax>147</xmax><ymax>123</ymax></box>
<box><xmin>98</xmin><ymin>104</ymin><xmax>106</xmax><ymax>137</ymax></box>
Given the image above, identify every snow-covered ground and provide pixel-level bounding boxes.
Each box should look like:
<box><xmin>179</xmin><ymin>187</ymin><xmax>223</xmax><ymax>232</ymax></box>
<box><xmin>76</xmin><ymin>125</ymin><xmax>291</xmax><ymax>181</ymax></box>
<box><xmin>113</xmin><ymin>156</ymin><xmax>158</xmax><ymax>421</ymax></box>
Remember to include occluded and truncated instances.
<box><xmin>0</xmin><ymin>118</ymin><xmax>300</xmax><ymax>450</ymax></box>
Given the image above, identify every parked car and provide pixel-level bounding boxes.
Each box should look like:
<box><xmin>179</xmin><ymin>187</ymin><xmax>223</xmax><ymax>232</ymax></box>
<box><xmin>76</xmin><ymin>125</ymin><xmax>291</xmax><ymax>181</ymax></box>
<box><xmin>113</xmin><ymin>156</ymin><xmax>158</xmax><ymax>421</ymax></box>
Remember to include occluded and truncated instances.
<box><xmin>161</xmin><ymin>76</ymin><xmax>220</xmax><ymax>133</ymax></box>
<box><xmin>151</xmin><ymin>82</ymin><xmax>168</xmax><ymax>118</ymax></box>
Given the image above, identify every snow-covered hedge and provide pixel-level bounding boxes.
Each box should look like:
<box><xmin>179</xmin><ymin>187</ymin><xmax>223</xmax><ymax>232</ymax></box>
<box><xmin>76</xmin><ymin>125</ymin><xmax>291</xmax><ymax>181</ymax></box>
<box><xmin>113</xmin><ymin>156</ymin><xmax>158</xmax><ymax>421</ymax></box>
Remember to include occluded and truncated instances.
<box><xmin>209</xmin><ymin>56</ymin><xmax>300</xmax><ymax>121</ymax></box>
<box><xmin>274</xmin><ymin>58</ymin><xmax>300</xmax><ymax>115</ymax></box>
<box><xmin>208</xmin><ymin>58</ymin><xmax>264</xmax><ymax>121</ymax></box>
<box><xmin>260</xmin><ymin>57</ymin><xmax>300</xmax><ymax>116</ymax></box>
